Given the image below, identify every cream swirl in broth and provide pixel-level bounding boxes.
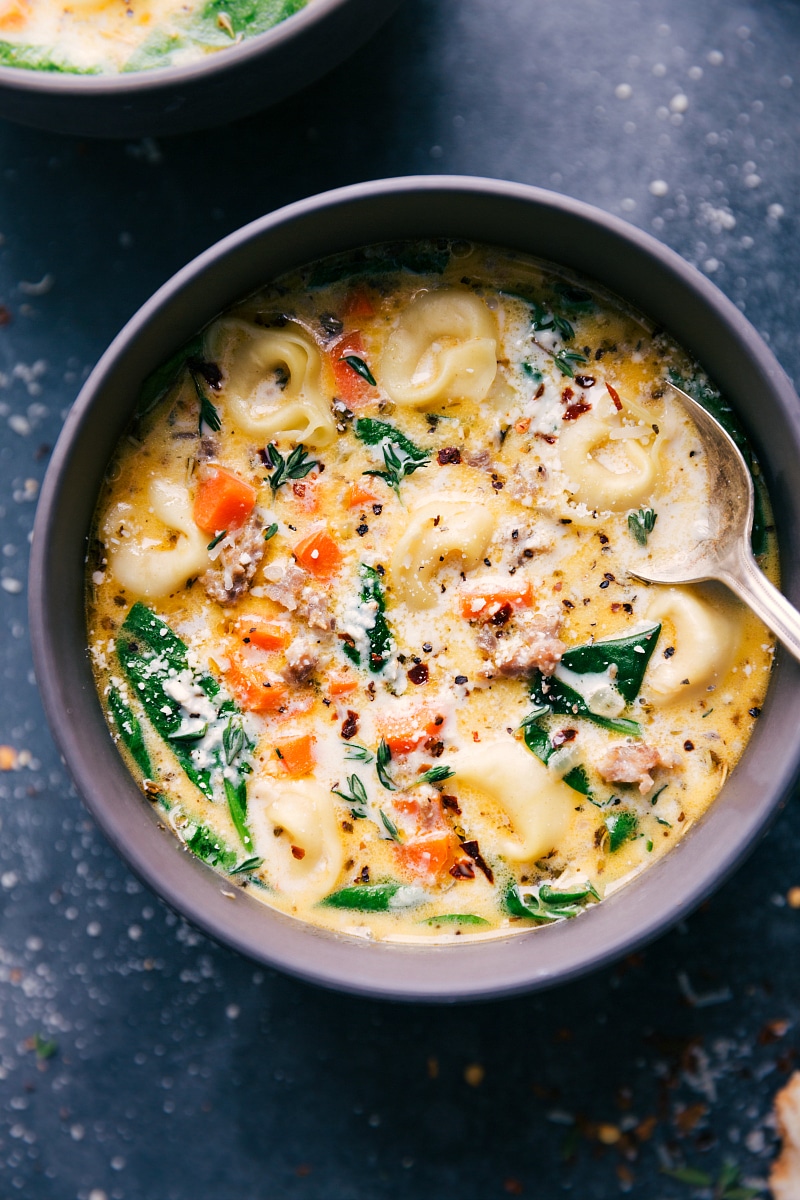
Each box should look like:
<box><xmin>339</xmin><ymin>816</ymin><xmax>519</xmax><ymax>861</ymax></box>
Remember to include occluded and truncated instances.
<box><xmin>87</xmin><ymin>241</ymin><xmax>776</xmax><ymax>941</ymax></box>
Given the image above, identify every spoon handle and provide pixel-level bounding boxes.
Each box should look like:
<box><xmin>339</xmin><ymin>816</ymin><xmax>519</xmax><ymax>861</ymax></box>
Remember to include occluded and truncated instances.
<box><xmin>721</xmin><ymin>544</ymin><xmax>800</xmax><ymax>665</ymax></box>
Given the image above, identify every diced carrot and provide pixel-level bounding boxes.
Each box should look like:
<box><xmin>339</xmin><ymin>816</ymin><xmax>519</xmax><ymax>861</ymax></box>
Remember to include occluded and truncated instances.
<box><xmin>293</xmin><ymin>528</ymin><xmax>342</xmax><ymax>577</ymax></box>
<box><xmin>225</xmin><ymin>661</ymin><xmax>288</xmax><ymax>713</ymax></box>
<box><xmin>460</xmin><ymin>579</ymin><xmax>534</xmax><ymax>620</ymax></box>
<box><xmin>377</xmin><ymin>712</ymin><xmax>445</xmax><ymax>755</ymax></box>
<box><xmin>346</xmin><ymin>480</ymin><xmax>380</xmax><ymax>509</ymax></box>
<box><xmin>275</xmin><ymin>733</ymin><xmax>315</xmax><ymax>778</ymax></box>
<box><xmin>0</xmin><ymin>1</ymin><xmax>28</xmax><ymax>30</ymax></box>
<box><xmin>395</xmin><ymin>834</ymin><xmax>455</xmax><ymax>881</ymax></box>
<box><xmin>235</xmin><ymin>619</ymin><xmax>288</xmax><ymax>652</ymax></box>
<box><xmin>330</xmin><ymin>332</ymin><xmax>374</xmax><ymax>408</ymax></box>
<box><xmin>344</xmin><ymin>288</ymin><xmax>375</xmax><ymax>319</ymax></box>
<box><xmin>193</xmin><ymin>467</ymin><xmax>257</xmax><ymax>535</ymax></box>
<box><xmin>328</xmin><ymin>673</ymin><xmax>358</xmax><ymax>696</ymax></box>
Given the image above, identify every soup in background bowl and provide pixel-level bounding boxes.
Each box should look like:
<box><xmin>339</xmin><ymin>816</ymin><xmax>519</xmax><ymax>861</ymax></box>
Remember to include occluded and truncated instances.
<box><xmin>0</xmin><ymin>0</ymin><xmax>401</xmax><ymax>137</ymax></box>
<box><xmin>30</xmin><ymin>178</ymin><xmax>800</xmax><ymax>1000</ymax></box>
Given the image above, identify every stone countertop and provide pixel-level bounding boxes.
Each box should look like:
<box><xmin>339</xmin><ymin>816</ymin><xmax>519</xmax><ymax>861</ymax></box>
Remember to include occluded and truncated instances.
<box><xmin>0</xmin><ymin>1</ymin><xmax>799</xmax><ymax>1197</ymax></box>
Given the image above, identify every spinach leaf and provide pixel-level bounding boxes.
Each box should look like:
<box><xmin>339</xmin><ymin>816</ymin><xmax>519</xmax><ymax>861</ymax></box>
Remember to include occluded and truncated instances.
<box><xmin>354</xmin><ymin>417</ymin><xmax>429</xmax><ymax>460</ymax></box>
<box><xmin>521</xmin><ymin>719</ymin><xmax>593</xmax><ymax>796</ymax></box>
<box><xmin>505</xmin><ymin>880</ymin><xmax>599</xmax><ymax>922</ymax></box>
<box><xmin>422</xmin><ymin>914</ymin><xmax>490</xmax><ymax>927</ymax></box>
<box><xmin>343</xmin><ymin>564</ymin><xmax>393</xmax><ymax>673</ymax></box>
<box><xmin>107</xmin><ymin>687</ymin><xmax>153</xmax><ymax>778</ymax></box>
<box><xmin>137</xmin><ymin>333</ymin><xmax>204</xmax><ymax>416</ymax></box>
<box><xmin>0</xmin><ymin>41</ymin><xmax>96</xmax><ymax>73</ymax></box>
<box><xmin>530</xmin><ymin>675</ymin><xmax>643</xmax><ymax>737</ymax></box>
<box><xmin>604</xmin><ymin>810</ymin><xmax>638</xmax><ymax>851</ymax></box>
<box><xmin>320</xmin><ymin>882</ymin><xmax>419</xmax><ymax>912</ymax></box>
<box><xmin>186</xmin><ymin>822</ymin><xmax>238</xmax><ymax>872</ymax></box>
<box><xmin>559</xmin><ymin>625</ymin><xmax>661</xmax><ymax>704</ymax></box>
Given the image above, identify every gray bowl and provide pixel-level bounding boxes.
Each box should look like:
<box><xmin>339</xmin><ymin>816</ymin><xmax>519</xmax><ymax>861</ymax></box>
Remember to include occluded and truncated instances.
<box><xmin>29</xmin><ymin>177</ymin><xmax>800</xmax><ymax>1002</ymax></box>
<box><xmin>0</xmin><ymin>0</ymin><xmax>401</xmax><ymax>138</ymax></box>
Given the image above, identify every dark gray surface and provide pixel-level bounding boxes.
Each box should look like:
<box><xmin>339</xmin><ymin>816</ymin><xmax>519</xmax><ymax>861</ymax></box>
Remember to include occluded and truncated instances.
<box><xmin>1</xmin><ymin>0</ymin><xmax>799</xmax><ymax>1195</ymax></box>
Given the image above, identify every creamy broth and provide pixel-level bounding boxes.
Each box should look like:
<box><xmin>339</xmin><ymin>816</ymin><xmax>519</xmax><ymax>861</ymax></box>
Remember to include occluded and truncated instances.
<box><xmin>0</xmin><ymin>0</ymin><xmax>309</xmax><ymax>74</ymax></box>
<box><xmin>87</xmin><ymin>241</ymin><xmax>776</xmax><ymax>942</ymax></box>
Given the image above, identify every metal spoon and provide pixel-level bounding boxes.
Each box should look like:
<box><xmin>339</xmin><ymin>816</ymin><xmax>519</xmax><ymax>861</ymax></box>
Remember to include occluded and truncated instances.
<box><xmin>629</xmin><ymin>381</ymin><xmax>800</xmax><ymax>663</ymax></box>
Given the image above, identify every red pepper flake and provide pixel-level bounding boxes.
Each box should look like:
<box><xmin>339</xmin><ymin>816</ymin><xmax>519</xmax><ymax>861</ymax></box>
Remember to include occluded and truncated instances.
<box><xmin>575</xmin><ymin>375</ymin><xmax>596</xmax><ymax>388</ymax></box>
<box><xmin>437</xmin><ymin>447</ymin><xmax>462</xmax><ymax>465</ymax></box>
<box><xmin>460</xmin><ymin>839</ymin><xmax>494</xmax><ymax>883</ymax></box>
<box><xmin>563</xmin><ymin>402</ymin><xmax>592</xmax><ymax>421</ymax></box>
<box><xmin>561</xmin><ymin>386</ymin><xmax>574</xmax><ymax>404</ymax></box>
<box><xmin>292</xmin><ymin>482</ymin><xmax>306</xmax><ymax>498</ymax></box>
<box><xmin>449</xmin><ymin>860</ymin><xmax>475</xmax><ymax>880</ymax></box>
<box><xmin>408</xmin><ymin>662</ymin><xmax>429</xmax><ymax>685</ymax></box>
<box><xmin>552</xmin><ymin>728</ymin><xmax>577</xmax><ymax>746</ymax></box>
<box><xmin>0</xmin><ymin>305</ymin><xmax>11</xmax><ymax>327</ymax></box>
<box><xmin>606</xmin><ymin>382</ymin><xmax>623</xmax><ymax>410</ymax></box>
<box><xmin>441</xmin><ymin>794</ymin><xmax>461</xmax><ymax>814</ymax></box>
<box><xmin>291</xmin><ymin>845</ymin><xmax>306</xmax><ymax>860</ymax></box>
<box><xmin>340</xmin><ymin>710</ymin><xmax>359</xmax><ymax>740</ymax></box>
<box><xmin>535</xmin><ymin>432</ymin><xmax>557</xmax><ymax>444</ymax></box>
<box><xmin>490</xmin><ymin>603</ymin><xmax>512</xmax><ymax>626</ymax></box>
<box><xmin>534</xmin><ymin>382</ymin><xmax>545</xmax><ymax>400</ymax></box>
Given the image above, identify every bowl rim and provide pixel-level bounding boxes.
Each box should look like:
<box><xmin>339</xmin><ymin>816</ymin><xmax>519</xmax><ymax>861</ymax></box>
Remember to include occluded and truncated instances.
<box><xmin>29</xmin><ymin>175</ymin><xmax>800</xmax><ymax>1002</ymax></box>
<box><xmin>0</xmin><ymin>0</ymin><xmax>351</xmax><ymax>94</ymax></box>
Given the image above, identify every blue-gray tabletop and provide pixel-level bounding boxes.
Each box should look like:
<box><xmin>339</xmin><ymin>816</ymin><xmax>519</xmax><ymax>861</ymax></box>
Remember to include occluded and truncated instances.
<box><xmin>2</xmin><ymin>2</ymin><xmax>800</xmax><ymax>1197</ymax></box>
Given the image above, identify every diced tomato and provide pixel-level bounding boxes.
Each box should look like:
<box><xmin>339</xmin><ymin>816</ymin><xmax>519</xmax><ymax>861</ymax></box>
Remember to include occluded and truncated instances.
<box><xmin>460</xmin><ymin>579</ymin><xmax>534</xmax><ymax>620</ymax></box>
<box><xmin>344</xmin><ymin>288</ymin><xmax>375</xmax><ymax>319</ymax></box>
<box><xmin>377</xmin><ymin>711</ymin><xmax>445</xmax><ymax>755</ymax></box>
<box><xmin>346</xmin><ymin>480</ymin><xmax>380</xmax><ymax>509</ymax></box>
<box><xmin>235</xmin><ymin>619</ymin><xmax>288</xmax><ymax>652</ymax></box>
<box><xmin>293</xmin><ymin>528</ymin><xmax>342</xmax><ymax>577</ymax></box>
<box><xmin>275</xmin><ymin>733</ymin><xmax>315</xmax><ymax>778</ymax></box>
<box><xmin>328</xmin><ymin>673</ymin><xmax>358</xmax><ymax>696</ymax></box>
<box><xmin>225</xmin><ymin>661</ymin><xmax>288</xmax><ymax>713</ymax></box>
<box><xmin>193</xmin><ymin>467</ymin><xmax>257</xmax><ymax>535</ymax></box>
<box><xmin>395</xmin><ymin>834</ymin><xmax>454</xmax><ymax>881</ymax></box>
<box><xmin>0</xmin><ymin>0</ymin><xmax>28</xmax><ymax>30</ymax></box>
<box><xmin>330</xmin><ymin>332</ymin><xmax>374</xmax><ymax>408</ymax></box>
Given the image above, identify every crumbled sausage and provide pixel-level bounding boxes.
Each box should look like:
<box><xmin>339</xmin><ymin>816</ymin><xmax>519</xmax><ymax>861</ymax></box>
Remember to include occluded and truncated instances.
<box><xmin>281</xmin><ymin>637</ymin><xmax>319</xmax><ymax>685</ymax></box>
<box><xmin>201</xmin><ymin>512</ymin><xmax>265</xmax><ymax>605</ymax></box>
<box><xmin>479</xmin><ymin>610</ymin><xmax>565</xmax><ymax>678</ymax></box>
<box><xmin>597</xmin><ymin>742</ymin><xmax>669</xmax><ymax>794</ymax></box>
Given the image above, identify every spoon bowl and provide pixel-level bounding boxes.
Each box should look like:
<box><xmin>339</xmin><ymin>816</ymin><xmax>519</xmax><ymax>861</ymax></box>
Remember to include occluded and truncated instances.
<box><xmin>631</xmin><ymin>383</ymin><xmax>800</xmax><ymax>663</ymax></box>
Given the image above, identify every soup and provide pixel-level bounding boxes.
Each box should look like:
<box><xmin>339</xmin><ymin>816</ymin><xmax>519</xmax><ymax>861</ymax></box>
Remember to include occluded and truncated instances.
<box><xmin>87</xmin><ymin>240</ymin><xmax>776</xmax><ymax>942</ymax></box>
<box><xmin>0</xmin><ymin>0</ymin><xmax>309</xmax><ymax>75</ymax></box>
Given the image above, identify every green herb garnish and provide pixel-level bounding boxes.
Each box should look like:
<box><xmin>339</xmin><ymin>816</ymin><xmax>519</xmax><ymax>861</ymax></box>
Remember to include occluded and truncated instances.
<box><xmin>343</xmin><ymin>564</ymin><xmax>393</xmax><ymax>673</ymax></box>
<box><xmin>191</xmin><ymin>370</ymin><xmax>222</xmax><ymax>433</ymax></box>
<box><xmin>207</xmin><ymin>529</ymin><xmax>227</xmax><ymax>550</ymax></box>
<box><xmin>331</xmin><ymin>774</ymin><xmax>369</xmax><ymax>819</ymax></box>
<box><xmin>376</xmin><ymin>738</ymin><xmax>396</xmax><ymax>791</ymax></box>
<box><xmin>604</xmin><ymin>810</ymin><xmax>638</xmax><ymax>851</ymax></box>
<box><xmin>379</xmin><ymin>809</ymin><xmax>402</xmax><ymax>841</ymax></box>
<box><xmin>628</xmin><ymin>505</ymin><xmax>657</xmax><ymax>546</ymax></box>
<box><xmin>354</xmin><ymin>418</ymin><xmax>431</xmax><ymax>500</ymax></box>
<box><xmin>553</xmin><ymin>348</ymin><xmax>589</xmax><ymax>378</ymax></box>
<box><xmin>229</xmin><ymin>856</ymin><xmax>264</xmax><ymax>876</ymax></box>
<box><xmin>223</xmin><ymin>717</ymin><xmax>246</xmax><ymax>765</ymax></box>
<box><xmin>264</xmin><ymin>523</ymin><xmax>279</xmax><ymax>541</ymax></box>
<box><xmin>414</xmin><ymin>764</ymin><xmax>455</xmax><ymax>787</ymax></box>
<box><xmin>341</xmin><ymin>354</ymin><xmax>377</xmax><ymax>386</ymax></box>
<box><xmin>343</xmin><ymin>742</ymin><xmax>374</xmax><ymax>763</ymax></box>
<box><xmin>32</xmin><ymin>1033</ymin><xmax>58</xmax><ymax>1060</ymax></box>
<box><xmin>264</xmin><ymin>442</ymin><xmax>319</xmax><ymax>494</ymax></box>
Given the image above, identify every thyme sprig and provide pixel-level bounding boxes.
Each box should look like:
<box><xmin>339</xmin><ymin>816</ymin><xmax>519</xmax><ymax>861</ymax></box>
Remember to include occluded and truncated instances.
<box><xmin>379</xmin><ymin>809</ymin><xmax>402</xmax><ymax>842</ymax></box>
<box><xmin>191</xmin><ymin>369</ymin><xmax>222</xmax><ymax>432</ymax></box>
<box><xmin>628</xmin><ymin>505</ymin><xmax>657</xmax><ymax>546</ymax></box>
<box><xmin>414</xmin><ymin>764</ymin><xmax>455</xmax><ymax>787</ymax></box>
<box><xmin>264</xmin><ymin>442</ymin><xmax>319</xmax><ymax>494</ymax></box>
<box><xmin>331</xmin><ymin>774</ymin><xmax>369</xmax><ymax>819</ymax></box>
<box><xmin>553</xmin><ymin>348</ymin><xmax>589</xmax><ymax>378</ymax></box>
<box><xmin>376</xmin><ymin>738</ymin><xmax>396</xmax><ymax>791</ymax></box>
<box><xmin>364</xmin><ymin>441</ymin><xmax>429</xmax><ymax>499</ymax></box>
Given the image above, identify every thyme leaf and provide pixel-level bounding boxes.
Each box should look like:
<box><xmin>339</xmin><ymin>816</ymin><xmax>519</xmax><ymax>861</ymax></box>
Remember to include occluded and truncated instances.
<box><xmin>264</xmin><ymin>522</ymin><xmax>279</xmax><ymax>541</ymax></box>
<box><xmin>207</xmin><ymin>529</ymin><xmax>227</xmax><ymax>550</ymax></box>
<box><xmin>229</xmin><ymin>855</ymin><xmax>264</xmax><ymax>876</ymax></box>
<box><xmin>331</xmin><ymin>774</ymin><xmax>369</xmax><ymax>819</ymax></box>
<box><xmin>553</xmin><ymin>348</ymin><xmax>589</xmax><ymax>378</ymax></box>
<box><xmin>343</xmin><ymin>742</ymin><xmax>374</xmax><ymax>763</ymax></box>
<box><xmin>341</xmin><ymin>354</ymin><xmax>377</xmax><ymax>386</ymax></box>
<box><xmin>628</xmin><ymin>505</ymin><xmax>657</xmax><ymax>546</ymax></box>
<box><xmin>191</xmin><ymin>369</ymin><xmax>222</xmax><ymax>432</ymax></box>
<box><xmin>265</xmin><ymin>442</ymin><xmax>319</xmax><ymax>494</ymax></box>
<box><xmin>414</xmin><ymin>764</ymin><xmax>455</xmax><ymax>787</ymax></box>
<box><xmin>379</xmin><ymin>809</ymin><xmax>402</xmax><ymax>842</ymax></box>
<box><xmin>376</xmin><ymin>738</ymin><xmax>396</xmax><ymax>791</ymax></box>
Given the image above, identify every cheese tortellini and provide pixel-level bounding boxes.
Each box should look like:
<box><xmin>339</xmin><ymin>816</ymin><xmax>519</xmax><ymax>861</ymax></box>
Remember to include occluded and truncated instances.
<box><xmin>381</xmin><ymin>288</ymin><xmax>498</xmax><ymax>408</ymax></box>
<box><xmin>390</xmin><ymin>497</ymin><xmax>496</xmax><ymax>610</ymax></box>
<box><xmin>249</xmin><ymin>779</ymin><xmax>345</xmax><ymax>906</ymax></box>
<box><xmin>207</xmin><ymin>319</ymin><xmax>336</xmax><ymax>448</ymax></box>
<box><xmin>453</xmin><ymin>741</ymin><xmax>575</xmax><ymax>862</ymax></box>
<box><xmin>644</xmin><ymin>586</ymin><xmax>743</xmax><ymax>705</ymax></box>
<box><xmin>104</xmin><ymin>480</ymin><xmax>209</xmax><ymax>599</ymax></box>
<box><xmin>560</xmin><ymin>405</ymin><xmax>660</xmax><ymax>512</ymax></box>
